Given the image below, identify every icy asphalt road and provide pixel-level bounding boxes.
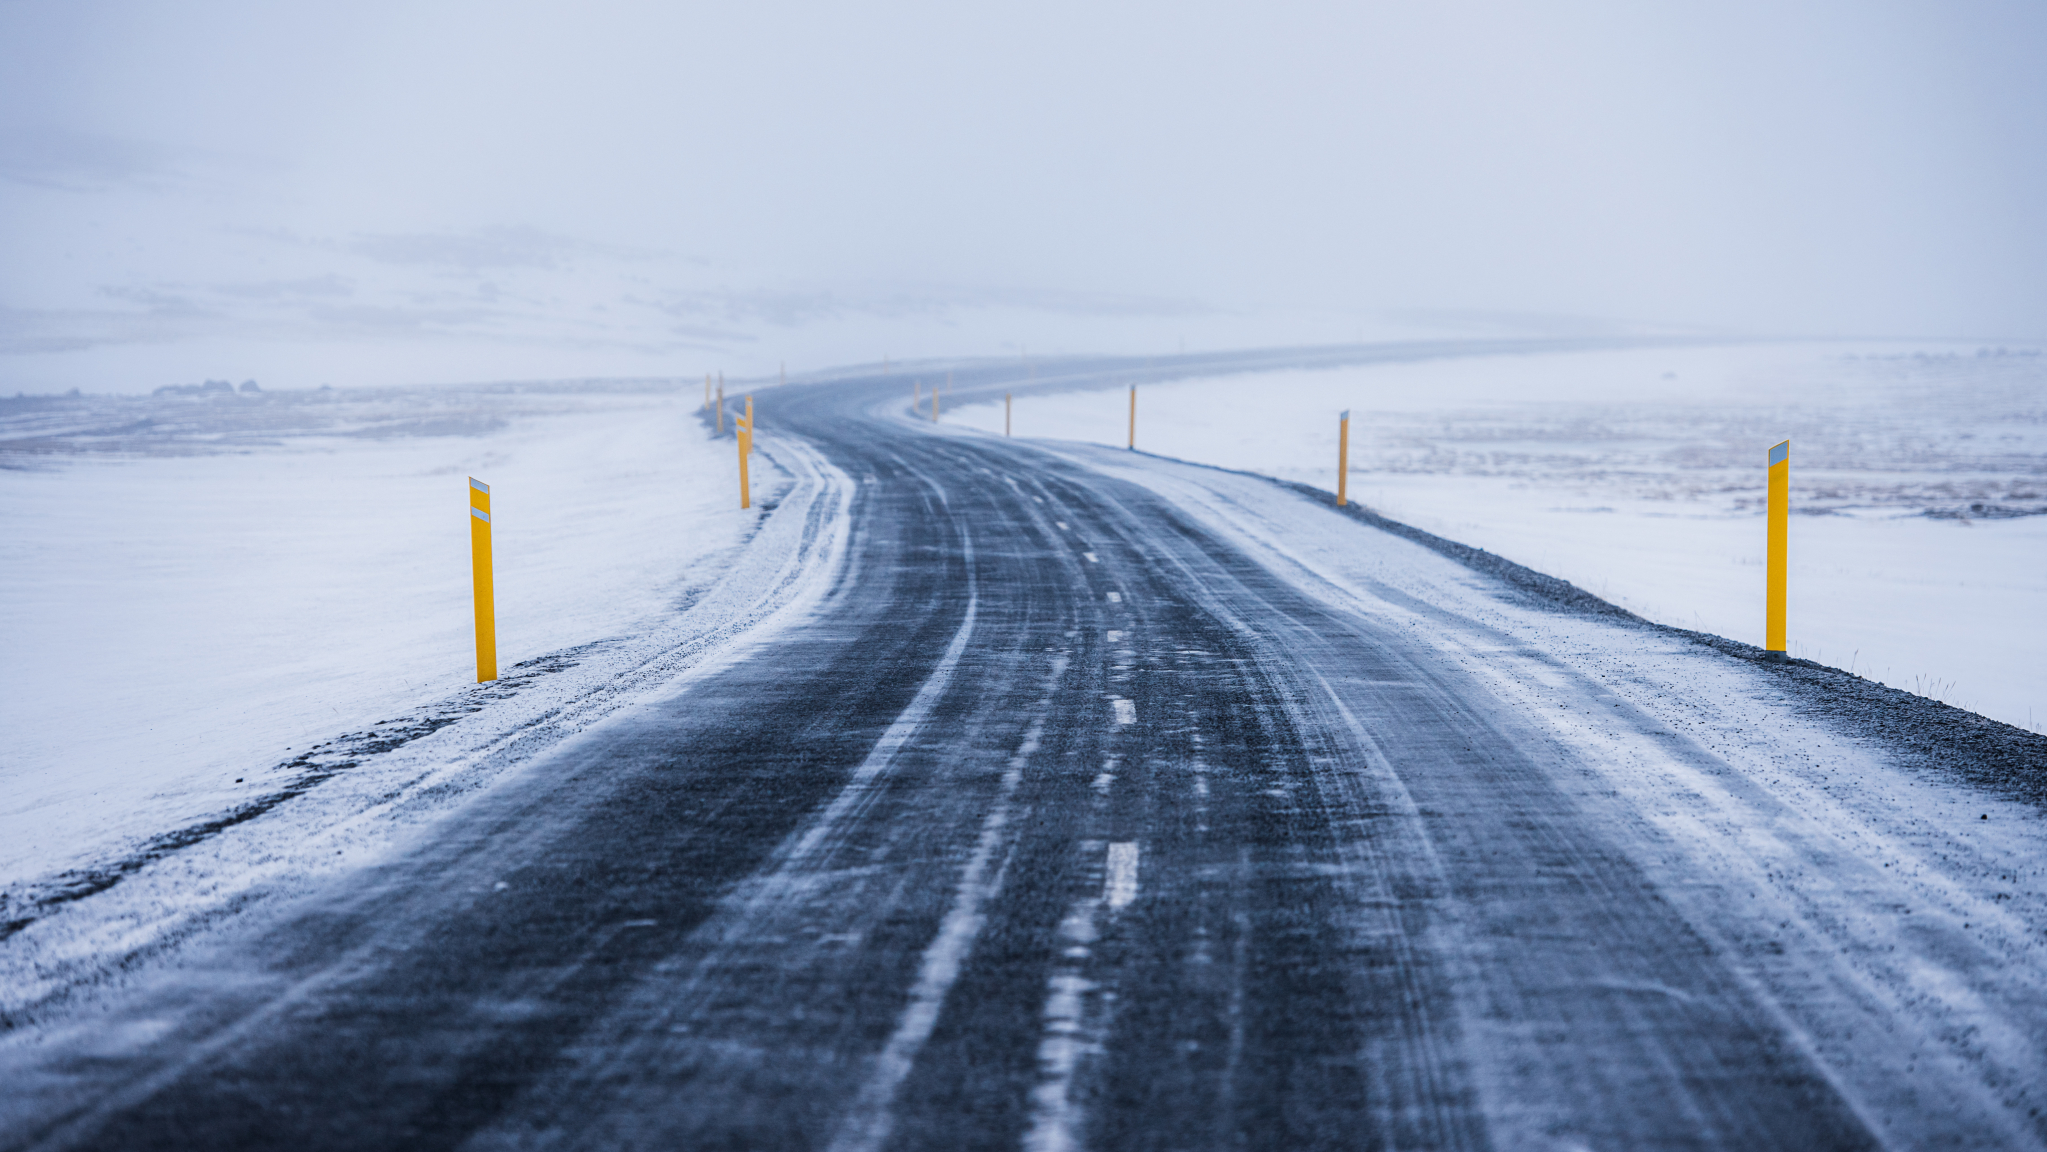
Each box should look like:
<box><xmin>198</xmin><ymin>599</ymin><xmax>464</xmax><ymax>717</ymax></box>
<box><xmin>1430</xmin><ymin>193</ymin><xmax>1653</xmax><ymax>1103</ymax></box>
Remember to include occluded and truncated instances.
<box><xmin>4</xmin><ymin>350</ymin><xmax>2043</xmax><ymax>1151</ymax></box>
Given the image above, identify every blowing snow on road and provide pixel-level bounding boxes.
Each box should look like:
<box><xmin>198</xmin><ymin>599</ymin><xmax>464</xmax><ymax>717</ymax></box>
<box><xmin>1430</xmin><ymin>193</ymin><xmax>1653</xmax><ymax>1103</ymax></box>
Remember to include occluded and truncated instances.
<box><xmin>8</xmin><ymin>1</ymin><xmax>2047</xmax><ymax>1145</ymax></box>
<box><xmin>2</xmin><ymin>346</ymin><xmax>2044</xmax><ymax>1151</ymax></box>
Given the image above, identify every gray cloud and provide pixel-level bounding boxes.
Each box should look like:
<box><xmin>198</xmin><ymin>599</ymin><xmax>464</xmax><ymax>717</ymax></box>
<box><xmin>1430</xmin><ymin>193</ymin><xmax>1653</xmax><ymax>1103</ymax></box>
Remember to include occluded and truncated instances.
<box><xmin>645</xmin><ymin>284</ymin><xmax>1215</xmax><ymax>330</ymax></box>
<box><xmin>0</xmin><ymin>303</ymin><xmax>201</xmax><ymax>355</ymax></box>
<box><xmin>344</xmin><ymin>227</ymin><xmax>659</xmax><ymax>273</ymax></box>
<box><xmin>95</xmin><ymin>286</ymin><xmax>213</xmax><ymax>317</ymax></box>
<box><xmin>0</xmin><ymin>130</ymin><xmax>180</xmax><ymax>192</ymax></box>
<box><xmin>207</xmin><ymin>275</ymin><xmax>355</xmax><ymax>302</ymax></box>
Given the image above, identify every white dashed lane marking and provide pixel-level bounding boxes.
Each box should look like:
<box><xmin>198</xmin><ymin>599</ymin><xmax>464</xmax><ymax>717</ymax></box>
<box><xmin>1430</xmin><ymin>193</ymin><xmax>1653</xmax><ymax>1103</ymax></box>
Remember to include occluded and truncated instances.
<box><xmin>1111</xmin><ymin>698</ymin><xmax>1136</xmax><ymax>726</ymax></box>
<box><xmin>1105</xmin><ymin>842</ymin><xmax>1140</xmax><ymax>912</ymax></box>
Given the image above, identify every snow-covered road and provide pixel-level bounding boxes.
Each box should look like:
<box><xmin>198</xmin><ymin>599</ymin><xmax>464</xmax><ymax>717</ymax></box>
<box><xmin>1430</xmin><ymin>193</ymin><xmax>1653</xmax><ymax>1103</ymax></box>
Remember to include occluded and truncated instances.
<box><xmin>2</xmin><ymin>346</ymin><xmax>2043</xmax><ymax>1150</ymax></box>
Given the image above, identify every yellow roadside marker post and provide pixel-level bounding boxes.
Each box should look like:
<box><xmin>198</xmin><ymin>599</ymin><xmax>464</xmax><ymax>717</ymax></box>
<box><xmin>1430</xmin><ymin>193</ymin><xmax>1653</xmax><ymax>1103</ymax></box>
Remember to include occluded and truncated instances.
<box><xmin>746</xmin><ymin>395</ymin><xmax>755</xmax><ymax>454</ymax></box>
<box><xmin>737</xmin><ymin>408</ymin><xmax>753</xmax><ymax>508</ymax></box>
<box><xmin>1337</xmin><ymin>409</ymin><xmax>1350</xmax><ymax>506</ymax></box>
<box><xmin>716</xmin><ymin>377</ymin><xmax>725</xmax><ymax>435</ymax></box>
<box><xmin>932</xmin><ymin>386</ymin><xmax>940</xmax><ymax>422</ymax></box>
<box><xmin>1005</xmin><ymin>392</ymin><xmax>1012</xmax><ymax>437</ymax></box>
<box><xmin>1127</xmin><ymin>385</ymin><xmax>1136</xmax><ymax>450</ymax></box>
<box><xmin>468</xmin><ymin>478</ymin><xmax>497</xmax><ymax>682</ymax></box>
<box><xmin>1766</xmin><ymin>440</ymin><xmax>1790</xmax><ymax>659</ymax></box>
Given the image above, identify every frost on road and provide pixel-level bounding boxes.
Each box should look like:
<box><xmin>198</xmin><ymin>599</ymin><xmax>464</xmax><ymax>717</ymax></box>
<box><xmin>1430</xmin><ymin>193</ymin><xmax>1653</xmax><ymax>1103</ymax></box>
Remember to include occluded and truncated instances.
<box><xmin>2</xmin><ymin>345</ymin><xmax>2044</xmax><ymax>1151</ymax></box>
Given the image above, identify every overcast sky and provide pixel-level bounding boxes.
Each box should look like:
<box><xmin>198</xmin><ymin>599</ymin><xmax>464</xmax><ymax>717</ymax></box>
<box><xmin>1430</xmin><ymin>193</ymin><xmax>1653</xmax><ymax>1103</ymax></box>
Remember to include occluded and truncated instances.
<box><xmin>3</xmin><ymin>0</ymin><xmax>2043</xmax><ymax>391</ymax></box>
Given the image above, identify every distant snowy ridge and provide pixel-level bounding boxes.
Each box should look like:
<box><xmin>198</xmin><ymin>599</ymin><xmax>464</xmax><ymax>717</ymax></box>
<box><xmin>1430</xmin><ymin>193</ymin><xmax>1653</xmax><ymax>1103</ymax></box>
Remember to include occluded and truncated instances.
<box><xmin>0</xmin><ymin>433</ymin><xmax>852</xmax><ymax>1028</ymax></box>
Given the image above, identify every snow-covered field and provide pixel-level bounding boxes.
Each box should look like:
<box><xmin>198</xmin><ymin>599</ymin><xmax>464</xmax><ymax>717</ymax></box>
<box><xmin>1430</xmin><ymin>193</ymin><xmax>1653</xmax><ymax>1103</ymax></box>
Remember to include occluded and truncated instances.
<box><xmin>0</xmin><ymin>383</ymin><xmax>777</xmax><ymax>904</ymax></box>
<box><xmin>948</xmin><ymin>343</ymin><xmax>2047</xmax><ymax>732</ymax></box>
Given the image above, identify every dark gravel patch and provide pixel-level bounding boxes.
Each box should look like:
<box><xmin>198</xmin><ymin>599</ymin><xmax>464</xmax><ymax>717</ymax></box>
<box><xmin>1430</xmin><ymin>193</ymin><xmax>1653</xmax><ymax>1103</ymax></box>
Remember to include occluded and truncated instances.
<box><xmin>1924</xmin><ymin>503</ymin><xmax>2047</xmax><ymax>521</ymax></box>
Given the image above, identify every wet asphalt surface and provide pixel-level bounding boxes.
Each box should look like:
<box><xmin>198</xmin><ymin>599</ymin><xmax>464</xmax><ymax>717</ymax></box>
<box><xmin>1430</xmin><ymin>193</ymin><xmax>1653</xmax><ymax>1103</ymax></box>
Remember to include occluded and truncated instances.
<box><xmin>1</xmin><ymin>353</ymin><xmax>1882</xmax><ymax>1151</ymax></box>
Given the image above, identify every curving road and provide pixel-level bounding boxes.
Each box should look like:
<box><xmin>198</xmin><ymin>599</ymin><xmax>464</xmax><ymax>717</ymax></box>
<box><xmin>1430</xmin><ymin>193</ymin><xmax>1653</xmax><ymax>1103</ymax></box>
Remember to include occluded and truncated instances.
<box><xmin>0</xmin><ymin>349</ymin><xmax>1918</xmax><ymax>1150</ymax></box>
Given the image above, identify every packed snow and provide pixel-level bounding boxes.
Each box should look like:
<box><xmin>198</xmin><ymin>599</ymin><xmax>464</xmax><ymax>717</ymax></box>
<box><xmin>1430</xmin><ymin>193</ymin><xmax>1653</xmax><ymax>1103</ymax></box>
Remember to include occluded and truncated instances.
<box><xmin>946</xmin><ymin>343</ymin><xmax>2047</xmax><ymax>732</ymax></box>
<box><xmin>0</xmin><ymin>382</ymin><xmax>796</xmax><ymax>931</ymax></box>
<box><xmin>1040</xmin><ymin>441</ymin><xmax>2047</xmax><ymax>1148</ymax></box>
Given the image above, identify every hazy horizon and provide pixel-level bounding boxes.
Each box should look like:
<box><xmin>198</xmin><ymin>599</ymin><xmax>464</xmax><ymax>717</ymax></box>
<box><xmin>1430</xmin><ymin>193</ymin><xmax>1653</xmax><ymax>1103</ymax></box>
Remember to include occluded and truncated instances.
<box><xmin>4</xmin><ymin>0</ymin><xmax>2044</xmax><ymax>393</ymax></box>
